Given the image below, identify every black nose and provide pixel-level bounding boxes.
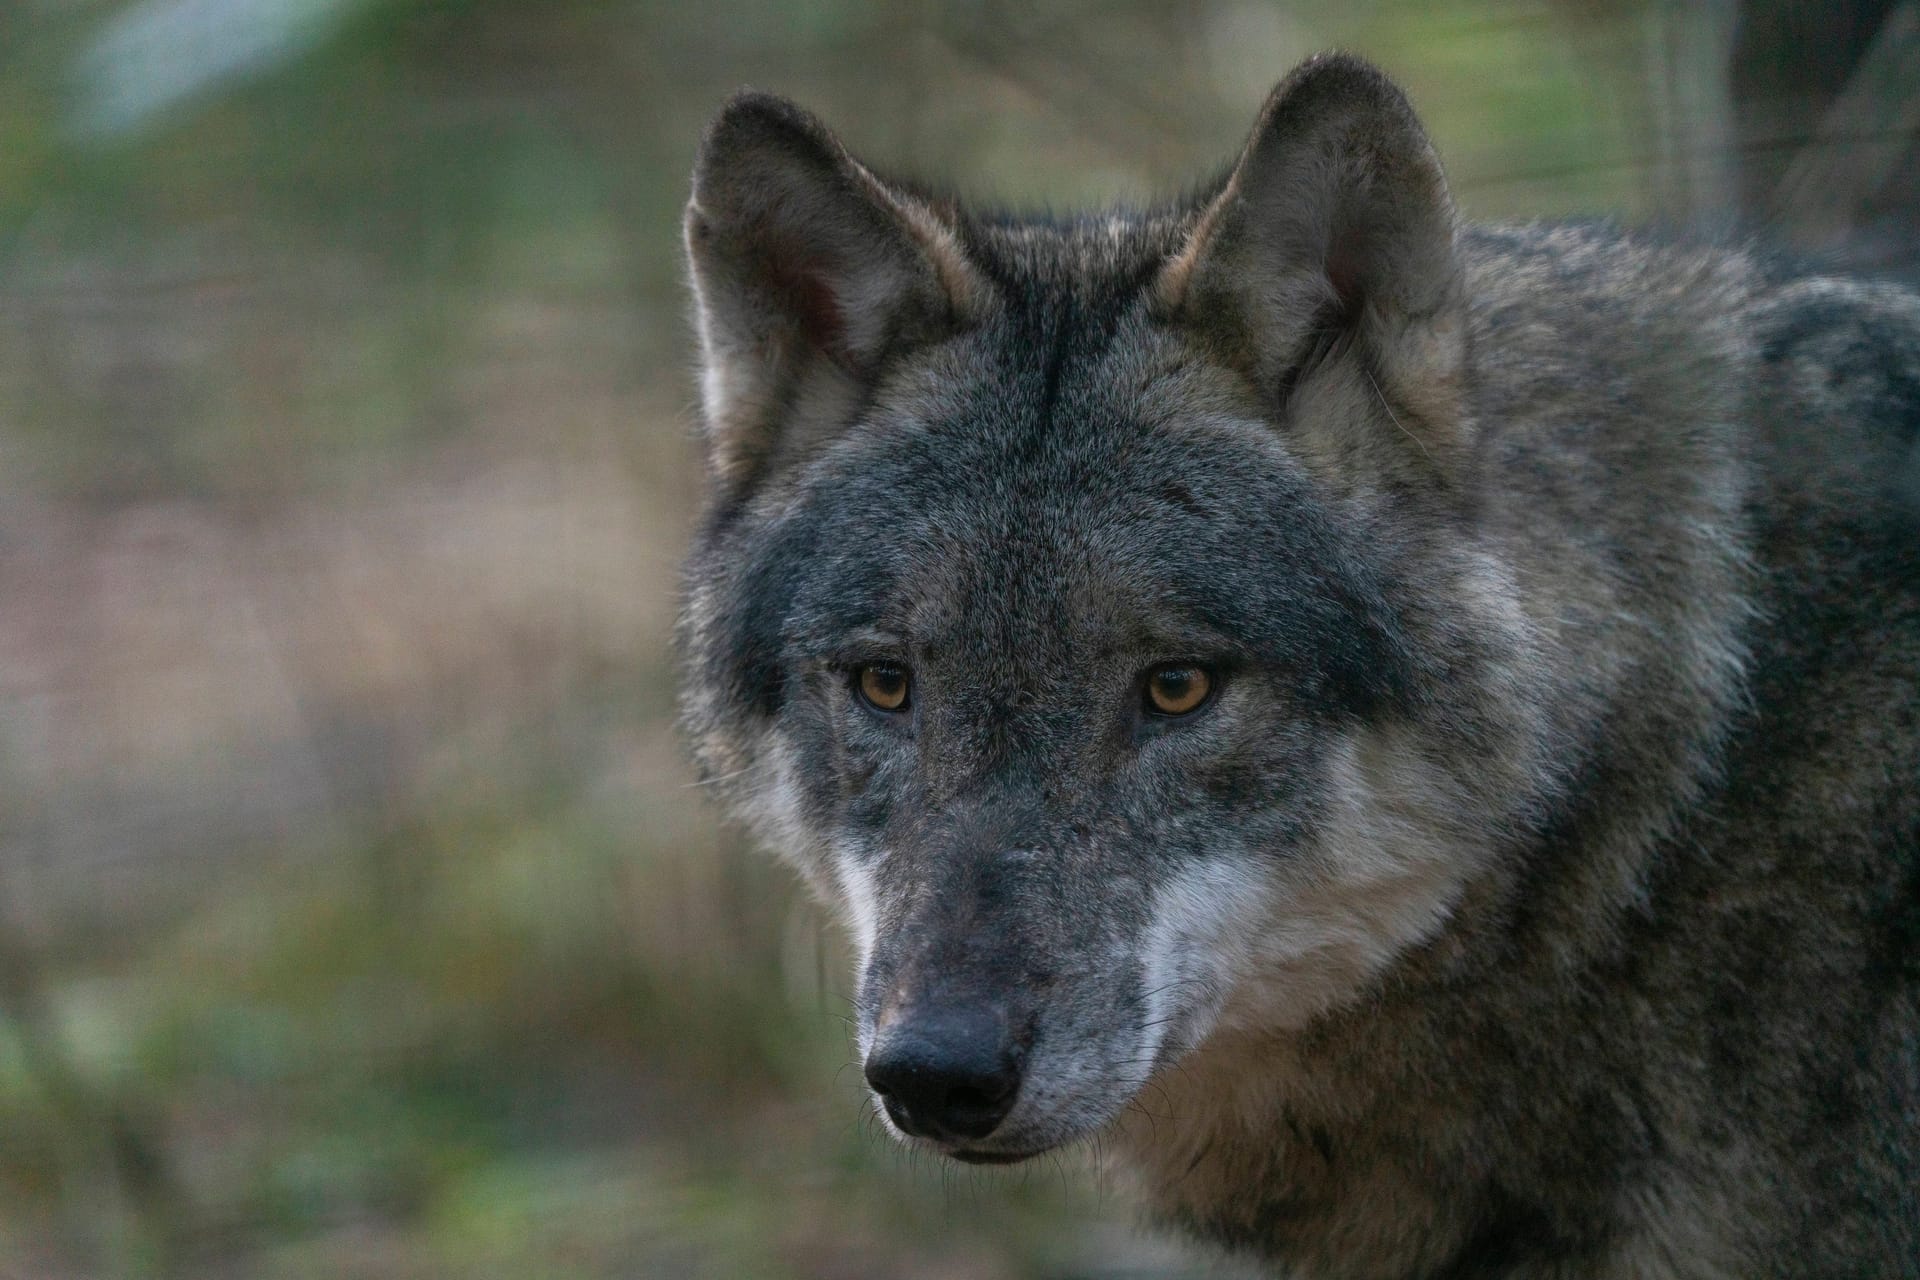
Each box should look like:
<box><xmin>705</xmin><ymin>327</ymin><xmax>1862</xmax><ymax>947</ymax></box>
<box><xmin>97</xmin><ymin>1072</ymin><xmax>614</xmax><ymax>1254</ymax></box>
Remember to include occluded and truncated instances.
<box><xmin>864</xmin><ymin>1006</ymin><xmax>1024</xmax><ymax>1142</ymax></box>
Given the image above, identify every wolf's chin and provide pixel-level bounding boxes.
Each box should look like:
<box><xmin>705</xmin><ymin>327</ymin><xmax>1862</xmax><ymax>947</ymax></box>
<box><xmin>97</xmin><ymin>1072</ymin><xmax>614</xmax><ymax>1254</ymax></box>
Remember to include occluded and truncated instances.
<box><xmin>877</xmin><ymin>1098</ymin><xmax>1100</xmax><ymax>1166</ymax></box>
<box><xmin>882</xmin><ymin>1120</ymin><xmax>1057</xmax><ymax>1166</ymax></box>
<box><xmin>875</xmin><ymin>1106</ymin><xmax>1050</xmax><ymax>1162</ymax></box>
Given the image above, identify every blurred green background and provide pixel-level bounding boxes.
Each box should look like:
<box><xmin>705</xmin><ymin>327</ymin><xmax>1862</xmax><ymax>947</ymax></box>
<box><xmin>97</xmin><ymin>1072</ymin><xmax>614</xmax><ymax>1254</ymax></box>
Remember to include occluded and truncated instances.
<box><xmin>0</xmin><ymin>2</ymin><xmax>1913</xmax><ymax>1276</ymax></box>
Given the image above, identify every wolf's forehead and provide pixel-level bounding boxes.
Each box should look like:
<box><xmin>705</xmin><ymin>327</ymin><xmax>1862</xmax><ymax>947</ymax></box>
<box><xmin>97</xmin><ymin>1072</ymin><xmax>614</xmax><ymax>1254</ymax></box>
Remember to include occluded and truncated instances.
<box><xmin>805</xmin><ymin>334</ymin><xmax>1406</xmax><ymax>710</ymax></box>
<box><xmin>864</xmin><ymin>442</ymin><xmax>1147</xmax><ymax>631</ymax></box>
<box><xmin>844</xmin><ymin>412</ymin><xmax>1254</xmax><ymax>651</ymax></box>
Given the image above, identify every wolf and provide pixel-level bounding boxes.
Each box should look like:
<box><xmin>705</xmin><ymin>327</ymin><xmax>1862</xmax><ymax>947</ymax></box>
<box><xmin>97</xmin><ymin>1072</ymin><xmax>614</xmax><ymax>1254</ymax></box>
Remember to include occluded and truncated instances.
<box><xmin>677</xmin><ymin>53</ymin><xmax>1920</xmax><ymax>1278</ymax></box>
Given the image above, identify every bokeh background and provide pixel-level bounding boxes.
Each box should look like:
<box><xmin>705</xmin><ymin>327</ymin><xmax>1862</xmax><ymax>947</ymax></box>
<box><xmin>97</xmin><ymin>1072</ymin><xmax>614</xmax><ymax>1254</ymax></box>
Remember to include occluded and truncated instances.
<box><xmin>1</xmin><ymin>2</ymin><xmax>1914</xmax><ymax>1276</ymax></box>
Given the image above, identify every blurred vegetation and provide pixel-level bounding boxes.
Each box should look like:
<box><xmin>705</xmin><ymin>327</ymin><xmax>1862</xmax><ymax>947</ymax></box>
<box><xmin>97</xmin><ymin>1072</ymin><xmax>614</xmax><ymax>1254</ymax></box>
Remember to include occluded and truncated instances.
<box><xmin>0</xmin><ymin>2</ymin><xmax>1911</xmax><ymax>1277</ymax></box>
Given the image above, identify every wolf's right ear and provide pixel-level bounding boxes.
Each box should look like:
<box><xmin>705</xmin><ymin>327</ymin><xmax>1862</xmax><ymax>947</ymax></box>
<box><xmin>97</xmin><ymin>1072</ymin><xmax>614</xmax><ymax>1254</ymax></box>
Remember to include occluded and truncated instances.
<box><xmin>685</xmin><ymin>93</ymin><xmax>982</xmax><ymax>483</ymax></box>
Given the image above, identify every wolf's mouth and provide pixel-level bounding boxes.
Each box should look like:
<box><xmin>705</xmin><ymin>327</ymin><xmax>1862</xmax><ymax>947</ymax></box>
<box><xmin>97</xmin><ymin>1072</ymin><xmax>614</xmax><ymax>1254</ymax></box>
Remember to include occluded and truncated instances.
<box><xmin>946</xmin><ymin>1145</ymin><xmax>1043</xmax><ymax>1166</ymax></box>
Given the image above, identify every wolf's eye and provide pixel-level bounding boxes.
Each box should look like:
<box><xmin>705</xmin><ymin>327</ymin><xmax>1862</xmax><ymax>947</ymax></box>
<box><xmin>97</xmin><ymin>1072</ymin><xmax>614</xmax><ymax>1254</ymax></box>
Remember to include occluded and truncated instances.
<box><xmin>1145</xmin><ymin>664</ymin><xmax>1212</xmax><ymax>716</ymax></box>
<box><xmin>855</xmin><ymin>663</ymin><xmax>911</xmax><ymax>713</ymax></box>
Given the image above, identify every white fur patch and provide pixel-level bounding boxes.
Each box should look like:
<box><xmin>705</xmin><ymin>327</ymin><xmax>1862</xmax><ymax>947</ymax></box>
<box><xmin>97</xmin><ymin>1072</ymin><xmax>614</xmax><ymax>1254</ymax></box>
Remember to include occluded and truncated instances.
<box><xmin>1219</xmin><ymin>728</ymin><xmax>1476</xmax><ymax>1032</ymax></box>
<box><xmin>832</xmin><ymin>842</ymin><xmax>881</xmax><ymax>977</ymax></box>
<box><xmin>1137</xmin><ymin>857</ymin><xmax>1274</xmax><ymax>1065</ymax></box>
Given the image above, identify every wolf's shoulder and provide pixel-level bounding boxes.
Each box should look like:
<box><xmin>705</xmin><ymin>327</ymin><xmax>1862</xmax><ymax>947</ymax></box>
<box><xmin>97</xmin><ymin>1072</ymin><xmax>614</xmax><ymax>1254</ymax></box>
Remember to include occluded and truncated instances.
<box><xmin>1461</xmin><ymin>220</ymin><xmax>1920</xmax><ymax>495</ymax></box>
<box><xmin>1457</xmin><ymin>220</ymin><xmax>1760</xmax><ymax>391</ymax></box>
<box><xmin>1461</xmin><ymin>218</ymin><xmax>1757</xmax><ymax>303</ymax></box>
<box><xmin>1462</xmin><ymin>217</ymin><xmax>1920</xmax><ymax>371</ymax></box>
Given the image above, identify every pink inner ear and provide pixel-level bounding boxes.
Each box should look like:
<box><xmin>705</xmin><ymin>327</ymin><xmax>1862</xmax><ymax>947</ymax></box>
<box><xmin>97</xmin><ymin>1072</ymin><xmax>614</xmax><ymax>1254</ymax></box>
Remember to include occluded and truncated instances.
<box><xmin>1323</xmin><ymin>226</ymin><xmax>1365</xmax><ymax>318</ymax></box>
<box><xmin>764</xmin><ymin>244</ymin><xmax>848</xmax><ymax>361</ymax></box>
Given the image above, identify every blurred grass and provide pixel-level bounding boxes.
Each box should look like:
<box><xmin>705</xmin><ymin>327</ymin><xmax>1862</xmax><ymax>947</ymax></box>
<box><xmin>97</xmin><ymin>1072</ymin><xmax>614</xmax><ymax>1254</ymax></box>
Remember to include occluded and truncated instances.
<box><xmin>0</xmin><ymin>2</ymin><xmax>1689</xmax><ymax>1276</ymax></box>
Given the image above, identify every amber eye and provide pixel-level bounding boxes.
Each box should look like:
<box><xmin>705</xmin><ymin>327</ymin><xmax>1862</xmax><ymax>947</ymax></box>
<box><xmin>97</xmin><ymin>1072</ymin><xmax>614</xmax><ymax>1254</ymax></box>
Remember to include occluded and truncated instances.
<box><xmin>1145</xmin><ymin>664</ymin><xmax>1212</xmax><ymax>716</ymax></box>
<box><xmin>855</xmin><ymin>663</ymin><xmax>911</xmax><ymax>713</ymax></box>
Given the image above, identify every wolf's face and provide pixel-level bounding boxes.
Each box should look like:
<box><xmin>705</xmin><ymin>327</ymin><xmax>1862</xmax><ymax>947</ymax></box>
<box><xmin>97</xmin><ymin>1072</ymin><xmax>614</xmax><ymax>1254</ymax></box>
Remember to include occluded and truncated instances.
<box><xmin>681</xmin><ymin>57</ymin><xmax>1546</xmax><ymax>1163</ymax></box>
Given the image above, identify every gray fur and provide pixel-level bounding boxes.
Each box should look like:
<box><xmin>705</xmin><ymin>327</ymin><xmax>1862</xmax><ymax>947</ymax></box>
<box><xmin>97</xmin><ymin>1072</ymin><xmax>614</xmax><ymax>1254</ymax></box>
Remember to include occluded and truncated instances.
<box><xmin>679</xmin><ymin>53</ymin><xmax>1920</xmax><ymax>1279</ymax></box>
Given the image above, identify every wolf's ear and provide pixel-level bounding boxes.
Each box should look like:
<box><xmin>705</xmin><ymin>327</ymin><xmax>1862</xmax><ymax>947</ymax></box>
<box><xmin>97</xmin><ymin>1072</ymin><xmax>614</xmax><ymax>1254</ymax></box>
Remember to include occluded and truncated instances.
<box><xmin>1155</xmin><ymin>55</ymin><xmax>1466</xmax><ymax>466</ymax></box>
<box><xmin>685</xmin><ymin>93</ymin><xmax>981</xmax><ymax>483</ymax></box>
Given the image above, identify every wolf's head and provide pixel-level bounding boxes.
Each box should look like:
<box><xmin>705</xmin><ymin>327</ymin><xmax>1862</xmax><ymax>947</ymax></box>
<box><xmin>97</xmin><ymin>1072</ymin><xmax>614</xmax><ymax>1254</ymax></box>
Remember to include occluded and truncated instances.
<box><xmin>679</xmin><ymin>56</ymin><xmax>1553</xmax><ymax>1164</ymax></box>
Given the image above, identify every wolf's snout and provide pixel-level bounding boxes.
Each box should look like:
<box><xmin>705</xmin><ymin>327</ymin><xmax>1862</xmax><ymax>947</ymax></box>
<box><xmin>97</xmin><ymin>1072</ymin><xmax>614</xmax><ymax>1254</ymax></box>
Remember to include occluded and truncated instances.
<box><xmin>863</xmin><ymin>1006</ymin><xmax>1024</xmax><ymax>1142</ymax></box>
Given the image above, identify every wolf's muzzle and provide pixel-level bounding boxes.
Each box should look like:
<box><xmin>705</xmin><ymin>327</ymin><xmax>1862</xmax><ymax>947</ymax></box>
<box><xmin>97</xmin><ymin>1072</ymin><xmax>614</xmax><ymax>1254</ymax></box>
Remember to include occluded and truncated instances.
<box><xmin>863</xmin><ymin>1004</ymin><xmax>1025</xmax><ymax>1142</ymax></box>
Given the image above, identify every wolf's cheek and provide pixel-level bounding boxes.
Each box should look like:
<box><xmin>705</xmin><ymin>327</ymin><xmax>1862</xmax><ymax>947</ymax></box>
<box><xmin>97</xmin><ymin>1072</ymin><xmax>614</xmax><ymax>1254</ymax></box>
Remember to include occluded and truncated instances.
<box><xmin>1135</xmin><ymin>856</ymin><xmax>1280</xmax><ymax>1065</ymax></box>
<box><xmin>1204</xmin><ymin>726</ymin><xmax>1483</xmax><ymax>1034</ymax></box>
<box><xmin>829</xmin><ymin>838</ymin><xmax>883</xmax><ymax>978</ymax></box>
<box><xmin>715</xmin><ymin>715</ymin><xmax>887</xmax><ymax>947</ymax></box>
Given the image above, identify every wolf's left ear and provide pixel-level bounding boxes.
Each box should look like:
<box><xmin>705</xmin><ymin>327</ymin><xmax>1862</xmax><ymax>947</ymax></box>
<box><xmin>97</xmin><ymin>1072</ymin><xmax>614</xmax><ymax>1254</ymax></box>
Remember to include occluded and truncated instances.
<box><xmin>1155</xmin><ymin>55</ymin><xmax>1466</xmax><ymax>465</ymax></box>
<box><xmin>685</xmin><ymin>93</ymin><xmax>982</xmax><ymax>484</ymax></box>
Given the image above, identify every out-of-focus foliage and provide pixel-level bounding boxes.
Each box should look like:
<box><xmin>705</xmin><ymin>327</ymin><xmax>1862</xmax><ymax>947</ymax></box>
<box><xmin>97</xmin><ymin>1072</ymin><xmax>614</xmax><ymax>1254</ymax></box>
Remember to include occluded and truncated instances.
<box><xmin>0</xmin><ymin>3</ymin><xmax>1911</xmax><ymax>1276</ymax></box>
